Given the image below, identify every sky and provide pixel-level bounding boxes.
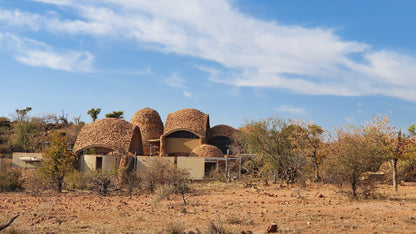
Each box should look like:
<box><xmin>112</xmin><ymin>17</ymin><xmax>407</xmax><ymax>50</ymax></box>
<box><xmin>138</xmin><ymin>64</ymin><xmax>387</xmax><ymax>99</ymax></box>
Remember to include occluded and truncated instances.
<box><xmin>1</xmin><ymin>0</ymin><xmax>416</xmax><ymax>131</ymax></box>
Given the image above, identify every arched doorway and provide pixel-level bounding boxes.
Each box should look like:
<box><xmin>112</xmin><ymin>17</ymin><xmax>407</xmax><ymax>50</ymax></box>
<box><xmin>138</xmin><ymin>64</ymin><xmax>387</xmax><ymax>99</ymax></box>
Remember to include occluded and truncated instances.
<box><xmin>208</xmin><ymin>136</ymin><xmax>232</xmax><ymax>154</ymax></box>
<box><xmin>166</xmin><ymin>130</ymin><xmax>200</xmax><ymax>156</ymax></box>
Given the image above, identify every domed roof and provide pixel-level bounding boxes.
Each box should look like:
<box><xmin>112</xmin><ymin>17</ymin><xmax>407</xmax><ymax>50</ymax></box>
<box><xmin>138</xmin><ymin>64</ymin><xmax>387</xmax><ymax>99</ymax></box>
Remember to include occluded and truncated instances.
<box><xmin>130</xmin><ymin>108</ymin><xmax>164</xmax><ymax>142</ymax></box>
<box><xmin>189</xmin><ymin>144</ymin><xmax>223</xmax><ymax>158</ymax></box>
<box><xmin>207</xmin><ymin>124</ymin><xmax>238</xmax><ymax>141</ymax></box>
<box><xmin>163</xmin><ymin>108</ymin><xmax>209</xmax><ymax>138</ymax></box>
<box><xmin>73</xmin><ymin>118</ymin><xmax>143</xmax><ymax>155</ymax></box>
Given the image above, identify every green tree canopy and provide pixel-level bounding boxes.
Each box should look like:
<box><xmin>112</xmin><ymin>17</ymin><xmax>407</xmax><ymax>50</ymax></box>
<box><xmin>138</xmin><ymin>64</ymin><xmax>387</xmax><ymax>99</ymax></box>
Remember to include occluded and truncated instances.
<box><xmin>14</xmin><ymin>107</ymin><xmax>32</xmax><ymax>122</ymax></box>
<box><xmin>11</xmin><ymin>121</ymin><xmax>39</xmax><ymax>152</ymax></box>
<box><xmin>237</xmin><ymin>117</ymin><xmax>306</xmax><ymax>185</ymax></box>
<box><xmin>39</xmin><ymin>132</ymin><xmax>77</xmax><ymax>192</ymax></box>
<box><xmin>87</xmin><ymin>108</ymin><xmax>101</xmax><ymax>122</ymax></box>
<box><xmin>105</xmin><ymin>111</ymin><xmax>124</xmax><ymax>119</ymax></box>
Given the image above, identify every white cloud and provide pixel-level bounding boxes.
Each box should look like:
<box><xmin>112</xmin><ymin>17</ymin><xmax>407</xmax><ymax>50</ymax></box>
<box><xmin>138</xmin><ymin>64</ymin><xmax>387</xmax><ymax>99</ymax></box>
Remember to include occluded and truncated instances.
<box><xmin>1</xmin><ymin>1</ymin><xmax>416</xmax><ymax>101</ymax></box>
<box><xmin>164</xmin><ymin>73</ymin><xmax>185</xmax><ymax>88</ymax></box>
<box><xmin>275</xmin><ymin>105</ymin><xmax>309</xmax><ymax>116</ymax></box>
<box><xmin>0</xmin><ymin>33</ymin><xmax>93</xmax><ymax>72</ymax></box>
<box><xmin>184</xmin><ymin>91</ymin><xmax>192</xmax><ymax>98</ymax></box>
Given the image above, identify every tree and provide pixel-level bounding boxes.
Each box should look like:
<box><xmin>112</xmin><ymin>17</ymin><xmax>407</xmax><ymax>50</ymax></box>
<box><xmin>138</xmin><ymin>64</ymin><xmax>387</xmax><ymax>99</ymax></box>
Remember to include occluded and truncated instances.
<box><xmin>13</xmin><ymin>107</ymin><xmax>32</xmax><ymax>122</ymax></box>
<box><xmin>58</xmin><ymin>110</ymin><xmax>69</xmax><ymax>125</ymax></box>
<box><xmin>370</xmin><ymin>115</ymin><xmax>412</xmax><ymax>191</ymax></box>
<box><xmin>237</xmin><ymin>117</ymin><xmax>307</xmax><ymax>186</ymax></box>
<box><xmin>408</xmin><ymin>124</ymin><xmax>415</xmax><ymax>135</ymax></box>
<box><xmin>325</xmin><ymin>125</ymin><xmax>384</xmax><ymax>199</ymax></box>
<box><xmin>11</xmin><ymin>121</ymin><xmax>39</xmax><ymax>152</ymax></box>
<box><xmin>105</xmin><ymin>111</ymin><xmax>124</xmax><ymax>119</ymax></box>
<box><xmin>39</xmin><ymin>132</ymin><xmax>77</xmax><ymax>193</ymax></box>
<box><xmin>87</xmin><ymin>108</ymin><xmax>101</xmax><ymax>122</ymax></box>
<box><xmin>305</xmin><ymin>124</ymin><xmax>326</xmax><ymax>182</ymax></box>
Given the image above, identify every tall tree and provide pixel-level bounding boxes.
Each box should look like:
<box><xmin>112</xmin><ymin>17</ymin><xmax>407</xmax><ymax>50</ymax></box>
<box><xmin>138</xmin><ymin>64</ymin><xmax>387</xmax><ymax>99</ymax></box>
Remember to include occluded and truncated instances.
<box><xmin>14</xmin><ymin>107</ymin><xmax>32</xmax><ymax>122</ymax></box>
<box><xmin>370</xmin><ymin>115</ymin><xmax>412</xmax><ymax>191</ymax></box>
<box><xmin>305</xmin><ymin>124</ymin><xmax>325</xmax><ymax>182</ymax></box>
<box><xmin>39</xmin><ymin>132</ymin><xmax>77</xmax><ymax>193</ymax></box>
<box><xmin>105</xmin><ymin>111</ymin><xmax>124</xmax><ymax>119</ymax></box>
<box><xmin>87</xmin><ymin>108</ymin><xmax>101</xmax><ymax>122</ymax></box>
<box><xmin>237</xmin><ymin>117</ymin><xmax>306</xmax><ymax>186</ymax></box>
<box><xmin>326</xmin><ymin>125</ymin><xmax>384</xmax><ymax>199</ymax></box>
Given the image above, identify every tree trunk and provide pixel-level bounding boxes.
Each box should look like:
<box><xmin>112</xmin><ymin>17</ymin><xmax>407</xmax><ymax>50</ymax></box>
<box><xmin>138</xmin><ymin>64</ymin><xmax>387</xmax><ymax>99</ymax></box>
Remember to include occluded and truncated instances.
<box><xmin>313</xmin><ymin>162</ymin><xmax>321</xmax><ymax>182</ymax></box>
<box><xmin>392</xmin><ymin>158</ymin><xmax>398</xmax><ymax>192</ymax></box>
<box><xmin>351</xmin><ymin>181</ymin><xmax>357</xmax><ymax>199</ymax></box>
<box><xmin>182</xmin><ymin>193</ymin><xmax>187</xmax><ymax>205</ymax></box>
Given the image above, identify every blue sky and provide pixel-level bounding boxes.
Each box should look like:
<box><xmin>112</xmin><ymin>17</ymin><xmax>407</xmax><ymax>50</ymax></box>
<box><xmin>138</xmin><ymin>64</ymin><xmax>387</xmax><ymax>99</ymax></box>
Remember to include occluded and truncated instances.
<box><xmin>1</xmin><ymin>0</ymin><xmax>416</xmax><ymax>132</ymax></box>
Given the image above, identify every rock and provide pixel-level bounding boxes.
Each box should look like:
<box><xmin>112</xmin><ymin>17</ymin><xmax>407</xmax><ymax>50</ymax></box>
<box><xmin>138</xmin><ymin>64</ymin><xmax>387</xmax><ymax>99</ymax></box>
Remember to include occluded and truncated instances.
<box><xmin>241</xmin><ymin>231</ymin><xmax>253</xmax><ymax>234</ymax></box>
<box><xmin>266</xmin><ymin>223</ymin><xmax>278</xmax><ymax>233</ymax></box>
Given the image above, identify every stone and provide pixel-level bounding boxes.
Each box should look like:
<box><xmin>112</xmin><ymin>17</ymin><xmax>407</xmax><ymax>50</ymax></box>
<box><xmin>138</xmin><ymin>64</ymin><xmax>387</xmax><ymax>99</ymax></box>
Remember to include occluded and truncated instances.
<box><xmin>266</xmin><ymin>223</ymin><xmax>278</xmax><ymax>233</ymax></box>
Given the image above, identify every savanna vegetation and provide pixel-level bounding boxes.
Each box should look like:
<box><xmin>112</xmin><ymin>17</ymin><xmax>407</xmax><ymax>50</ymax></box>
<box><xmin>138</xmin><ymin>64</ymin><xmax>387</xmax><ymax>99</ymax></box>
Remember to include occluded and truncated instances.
<box><xmin>1</xmin><ymin>107</ymin><xmax>416</xmax><ymax>233</ymax></box>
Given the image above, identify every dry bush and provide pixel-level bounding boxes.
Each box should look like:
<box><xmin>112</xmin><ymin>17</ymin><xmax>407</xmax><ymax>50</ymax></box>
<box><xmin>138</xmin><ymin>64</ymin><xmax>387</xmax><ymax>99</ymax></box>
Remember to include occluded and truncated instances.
<box><xmin>205</xmin><ymin>170</ymin><xmax>227</xmax><ymax>183</ymax></box>
<box><xmin>163</xmin><ymin>220</ymin><xmax>187</xmax><ymax>234</ymax></box>
<box><xmin>64</xmin><ymin>170</ymin><xmax>88</xmax><ymax>190</ymax></box>
<box><xmin>86</xmin><ymin>170</ymin><xmax>117</xmax><ymax>195</ymax></box>
<box><xmin>208</xmin><ymin>216</ymin><xmax>233</xmax><ymax>234</ymax></box>
<box><xmin>0</xmin><ymin>169</ymin><xmax>23</xmax><ymax>192</ymax></box>
<box><xmin>149</xmin><ymin>164</ymin><xmax>191</xmax><ymax>204</ymax></box>
<box><xmin>152</xmin><ymin>184</ymin><xmax>174</xmax><ymax>205</ymax></box>
<box><xmin>139</xmin><ymin>158</ymin><xmax>190</xmax><ymax>193</ymax></box>
<box><xmin>122</xmin><ymin>171</ymin><xmax>141</xmax><ymax>196</ymax></box>
<box><xmin>22</xmin><ymin>169</ymin><xmax>50</xmax><ymax>195</ymax></box>
<box><xmin>225</xmin><ymin>215</ymin><xmax>242</xmax><ymax>225</ymax></box>
<box><xmin>1</xmin><ymin>227</ymin><xmax>28</xmax><ymax>234</ymax></box>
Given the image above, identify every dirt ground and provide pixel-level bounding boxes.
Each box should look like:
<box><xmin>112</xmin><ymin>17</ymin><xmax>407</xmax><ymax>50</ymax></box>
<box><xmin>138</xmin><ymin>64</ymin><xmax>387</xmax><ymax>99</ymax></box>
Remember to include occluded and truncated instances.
<box><xmin>1</xmin><ymin>182</ymin><xmax>416</xmax><ymax>233</ymax></box>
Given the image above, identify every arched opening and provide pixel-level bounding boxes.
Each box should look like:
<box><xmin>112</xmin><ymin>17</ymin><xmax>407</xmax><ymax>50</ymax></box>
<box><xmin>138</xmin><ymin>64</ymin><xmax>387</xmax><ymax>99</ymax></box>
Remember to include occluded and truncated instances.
<box><xmin>166</xmin><ymin>130</ymin><xmax>200</xmax><ymax>156</ymax></box>
<box><xmin>208</xmin><ymin>136</ymin><xmax>232</xmax><ymax>154</ymax></box>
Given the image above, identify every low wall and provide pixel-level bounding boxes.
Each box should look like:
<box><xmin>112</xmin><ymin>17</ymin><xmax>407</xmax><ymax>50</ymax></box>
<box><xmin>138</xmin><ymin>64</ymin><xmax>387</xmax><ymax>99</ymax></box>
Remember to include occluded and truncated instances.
<box><xmin>177</xmin><ymin>157</ymin><xmax>205</xmax><ymax>180</ymax></box>
<box><xmin>12</xmin><ymin>152</ymin><xmax>43</xmax><ymax>168</ymax></box>
<box><xmin>135</xmin><ymin>156</ymin><xmax>206</xmax><ymax>180</ymax></box>
<box><xmin>136</xmin><ymin>156</ymin><xmax>175</xmax><ymax>174</ymax></box>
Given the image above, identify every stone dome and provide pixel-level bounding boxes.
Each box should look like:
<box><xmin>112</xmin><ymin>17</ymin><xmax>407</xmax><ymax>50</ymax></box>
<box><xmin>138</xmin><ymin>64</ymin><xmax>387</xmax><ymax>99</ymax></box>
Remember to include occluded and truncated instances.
<box><xmin>189</xmin><ymin>144</ymin><xmax>223</xmax><ymax>158</ymax></box>
<box><xmin>130</xmin><ymin>108</ymin><xmax>164</xmax><ymax>143</ymax></box>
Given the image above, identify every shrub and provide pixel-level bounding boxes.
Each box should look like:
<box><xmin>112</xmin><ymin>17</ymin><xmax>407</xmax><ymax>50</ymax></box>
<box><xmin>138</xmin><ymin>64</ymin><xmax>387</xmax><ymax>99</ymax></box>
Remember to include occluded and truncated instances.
<box><xmin>39</xmin><ymin>132</ymin><xmax>78</xmax><ymax>193</ymax></box>
<box><xmin>152</xmin><ymin>184</ymin><xmax>174</xmax><ymax>205</ymax></box>
<box><xmin>163</xmin><ymin>220</ymin><xmax>186</xmax><ymax>234</ymax></box>
<box><xmin>23</xmin><ymin>169</ymin><xmax>49</xmax><ymax>195</ymax></box>
<box><xmin>87</xmin><ymin>170</ymin><xmax>116</xmax><ymax>195</ymax></box>
<box><xmin>208</xmin><ymin>216</ymin><xmax>232</xmax><ymax>234</ymax></box>
<box><xmin>323</xmin><ymin>127</ymin><xmax>384</xmax><ymax>199</ymax></box>
<box><xmin>122</xmin><ymin>171</ymin><xmax>141</xmax><ymax>196</ymax></box>
<box><xmin>0</xmin><ymin>170</ymin><xmax>23</xmax><ymax>192</ymax></box>
<box><xmin>205</xmin><ymin>169</ymin><xmax>227</xmax><ymax>183</ymax></box>
<box><xmin>64</xmin><ymin>170</ymin><xmax>88</xmax><ymax>190</ymax></box>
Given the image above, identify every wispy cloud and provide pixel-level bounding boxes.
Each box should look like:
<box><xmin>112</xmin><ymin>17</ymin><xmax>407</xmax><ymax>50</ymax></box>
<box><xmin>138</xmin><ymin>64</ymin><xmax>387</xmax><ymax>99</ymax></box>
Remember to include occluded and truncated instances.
<box><xmin>183</xmin><ymin>91</ymin><xmax>192</xmax><ymax>98</ymax></box>
<box><xmin>0</xmin><ymin>33</ymin><xmax>93</xmax><ymax>72</ymax></box>
<box><xmin>164</xmin><ymin>73</ymin><xmax>185</xmax><ymax>88</ymax></box>
<box><xmin>275</xmin><ymin>105</ymin><xmax>309</xmax><ymax>116</ymax></box>
<box><xmin>1</xmin><ymin>1</ymin><xmax>416</xmax><ymax>101</ymax></box>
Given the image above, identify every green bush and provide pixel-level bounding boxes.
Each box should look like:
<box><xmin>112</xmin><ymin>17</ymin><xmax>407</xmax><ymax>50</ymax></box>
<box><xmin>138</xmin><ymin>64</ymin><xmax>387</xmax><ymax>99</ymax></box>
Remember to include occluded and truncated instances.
<box><xmin>64</xmin><ymin>170</ymin><xmax>88</xmax><ymax>190</ymax></box>
<box><xmin>0</xmin><ymin>170</ymin><xmax>23</xmax><ymax>192</ymax></box>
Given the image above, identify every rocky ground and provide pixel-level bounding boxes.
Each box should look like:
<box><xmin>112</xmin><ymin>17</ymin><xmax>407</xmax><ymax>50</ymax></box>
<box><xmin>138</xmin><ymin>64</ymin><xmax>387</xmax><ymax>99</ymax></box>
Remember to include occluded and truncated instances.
<box><xmin>1</xmin><ymin>182</ymin><xmax>416</xmax><ymax>233</ymax></box>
